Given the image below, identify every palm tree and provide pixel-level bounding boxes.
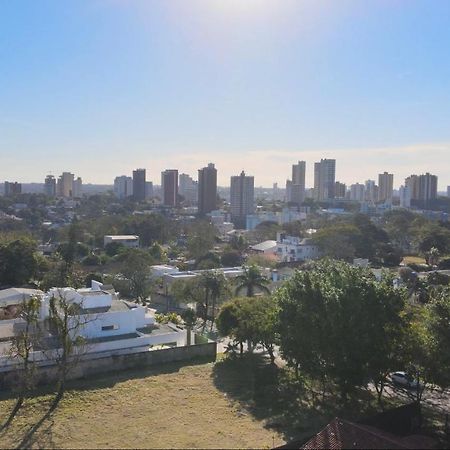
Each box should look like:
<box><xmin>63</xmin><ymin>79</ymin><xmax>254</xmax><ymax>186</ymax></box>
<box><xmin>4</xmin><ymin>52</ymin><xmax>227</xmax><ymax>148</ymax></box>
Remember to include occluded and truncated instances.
<box><xmin>234</xmin><ymin>264</ymin><xmax>271</xmax><ymax>297</ymax></box>
<box><xmin>200</xmin><ymin>271</ymin><xmax>230</xmax><ymax>331</ymax></box>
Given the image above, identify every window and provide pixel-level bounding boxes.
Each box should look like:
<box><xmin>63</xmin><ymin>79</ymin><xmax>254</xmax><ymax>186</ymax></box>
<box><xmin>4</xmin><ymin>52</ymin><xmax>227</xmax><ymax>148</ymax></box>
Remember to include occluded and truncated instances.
<box><xmin>102</xmin><ymin>324</ymin><xmax>119</xmax><ymax>331</ymax></box>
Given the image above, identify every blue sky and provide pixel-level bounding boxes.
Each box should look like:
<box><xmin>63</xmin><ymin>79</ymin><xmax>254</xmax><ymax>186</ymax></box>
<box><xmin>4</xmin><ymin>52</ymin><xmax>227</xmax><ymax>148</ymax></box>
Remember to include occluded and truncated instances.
<box><xmin>1</xmin><ymin>0</ymin><xmax>449</xmax><ymax>188</ymax></box>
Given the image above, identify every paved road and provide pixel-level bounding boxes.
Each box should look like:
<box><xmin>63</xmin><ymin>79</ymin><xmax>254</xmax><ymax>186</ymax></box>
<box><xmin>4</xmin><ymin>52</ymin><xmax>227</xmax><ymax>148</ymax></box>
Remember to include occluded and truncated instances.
<box><xmin>217</xmin><ymin>336</ymin><xmax>450</xmax><ymax>414</ymax></box>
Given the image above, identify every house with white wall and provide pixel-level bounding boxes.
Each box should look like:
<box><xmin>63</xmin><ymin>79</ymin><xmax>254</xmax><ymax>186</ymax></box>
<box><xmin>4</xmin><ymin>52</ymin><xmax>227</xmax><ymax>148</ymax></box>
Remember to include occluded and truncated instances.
<box><xmin>276</xmin><ymin>232</ymin><xmax>321</xmax><ymax>262</ymax></box>
<box><xmin>0</xmin><ymin>281</ymin><xmax>192</xmax><ymax>371</ymax></box>
<box><xmin>103</xmin><ymin>235</ymin><xmax>139</xmax><ymax>248</ymax></box>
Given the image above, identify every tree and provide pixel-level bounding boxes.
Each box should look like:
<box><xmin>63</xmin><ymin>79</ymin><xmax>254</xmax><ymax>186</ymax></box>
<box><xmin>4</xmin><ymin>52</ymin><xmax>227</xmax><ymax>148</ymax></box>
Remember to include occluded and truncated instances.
<box><xmin>200</xmin><ymin>271</ymin><xmax>230</xmax><ymax>331</ymax></box>
<box><xmin>402</xmin><ymin>286</ymin><xmax>450</xmax><ymax>407</ymax></box>
<box><xmin>234</xmin><ymin>264</ymin><xmax>271</xmax><ymax>297</ymax></box>
<box><xmin>276</xmin><ymin>260</ymin><xmax>406</xmax><ymax>400</ymax></box>
<box><xmin>0</xmin><ymin>237</ymin><xmax>37</xmax><ymax>287</ymax></box>
<box><xmin>187</xmin><ymin>221</ymin><xmax>217</xmax><ymax>261</ymax></box>
<box><xmin>216</xmin><ymin>296</ymin><xmax>278</xmax><ymax>361</ymax></box>
<box><xmin>2</xmin><ymin>295</ymin><xmax>41</xmax><ymax>428</ymax></box>
<box><xmin>415</xmin><ymin>222</ymin><xmax>450</xmax><ymax>255</ymax></box>
<box><xmin>120</xmin><ymin>249</ymin><xmax>154</xmax><ymax>303</ymax></box>
<box><xmin>46</xmin><ymin>292</ymin><xmax>91</xmax><ymax>403</ymax></box>
<box><xmin>181</xmin><ymin>308</ymin><xmax>197</xmax><ymax>346</ymax></box>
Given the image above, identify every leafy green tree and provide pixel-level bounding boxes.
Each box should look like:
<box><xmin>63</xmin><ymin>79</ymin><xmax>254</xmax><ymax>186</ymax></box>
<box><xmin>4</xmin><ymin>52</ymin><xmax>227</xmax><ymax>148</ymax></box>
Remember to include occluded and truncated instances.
<box><xmin>312</xmin><ymin>223</ymin><xmax>360</xmax><ymax>261</ymax></box>
<box><xmin>104</xmin><ymin>241</ymin><xmax>125</xmax><ymax>257</ymax></box>
<box><xmin>234</xmin><ymin>264</ymin><xmax>271</xmax><ymax>297</ymax></box>
<box><xmin>0</xmin><ymin>237</ymin><xmax>37</xmax><ymax>287</ymax></box>
<box><xmin>216</xmin><ymin>296</ymin><xmax>278</xmax><ymax>361</ymax></box>
<box><xmin>120</xmin><ymin>249</ymin><xmax>154</xmax><ymax>303</ymax></box>
<box><xmin>402</xmin><ymin>286</ymin><xmax>450</xmax><ymax>406</ymax></box>
<box><xmin>220</xmin><ymin>249</ymin><xmax>242</xmax><ymax>267</ymax></box>
<box><xmin>276</xmin><ymin>260</ymin><xmax>406</xmax><ymax>400</ymax></box>
<box><xmin>187</xmin><ymin>221</ymin><xmax>217</xmax><ymax>261</ymax></box>
<box><xmin>181</xmin><ymin>308</ymin><xmax>197</xmax><ymax>346</ymax></box>
<box><xmin>415</xmin><ymin>222</ymin><xmax>450</xmax><ymax>254</ymax></box>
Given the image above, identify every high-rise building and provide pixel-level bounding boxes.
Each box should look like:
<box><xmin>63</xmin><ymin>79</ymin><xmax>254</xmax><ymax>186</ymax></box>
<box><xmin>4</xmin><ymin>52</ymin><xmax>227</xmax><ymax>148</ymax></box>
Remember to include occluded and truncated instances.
<box><xmin>146</xmin><ymin>181</ymin><xmax>154</xmax><ymax>199</ymax></box>
<box><xmin>4</xmin><ymin>181</ymin><xmax>22</xmax><ymax>196</ymax></box>
<box><xmin>44</xmin><ymin>175</ymin><xmax>56</xmax><ymax>197</ymax></box>
<box><xmin>405</xmin><ymin>175</ymin><xmax>420</xmax><ymax>200</ymax></box>
<box><xmin>334</xmin><ymin>181</ymin><xmax>346</xmax><ymax>199</ymax></box>
<box><xmin>349</xmin><ymin>183</ymin><xmax>365</xmax><ymax>202</ymax></box>
<box><xmin>114</xmin><ymin>176</ymin><xmax>133</xmax><ymax>199</ymax></box>
<box><xmin>161</xmin><ymin>169</ymin><xmax>178</xmax><ymax>207</ymax></box>
<box><xmin>418</xmin><ymin>172</ymin><xmax>438</xmax><ymax>205</ymax></box>
<box><xmin>72</xmin><ymin>177</ymin><xmax>83</xmax><ymax>198</ymax></box>
<box><xmin>230</xmin><ymin>171</ymin><xmax>254</xmax><ymax>228</ymax></box>
<box><xmin>405</xmin><ymin>173</ymin><xmax>438</xmax><ymax>205</ymax></box>
<box><xmin>314</xmin><ymin>159</ymin><xmax>336</xmax><ymax>201</ymax></box>
<box><xmin>378</xmin><ymin>172</ymin><xmax>394</xmax><ymax>203</ymax></box>
<box><xmin>132</xmin><ymin>169</ymin><xmax>146</xmax><ymax>201</ymax></box>
<box><xmin>179</xmin><ymin>173</ymin><xmax>198</xmax><ymax>204</ymax></box>
<box><xmin>399</xmin><ymin>185</ymin><xmax>411</xmax><ymax>208</ymax></box>
<box><xmin>290</xmin><ymin>161</ymin><xmax>306</xmax><ymax>205</ymax></box>
<box><xmin>198</xmin><ymin>163</ymin><xmax>217</xmax><ymax>215</ymax></box>
<box><xmin>364</xmin><ymin>180</ymin><xmax>378</xmax><ymax>203</ymax></box>
<box><xmin>57</xmin><ymin>172</ymin><xmax>75</xmax><ymax>197</ymax></box>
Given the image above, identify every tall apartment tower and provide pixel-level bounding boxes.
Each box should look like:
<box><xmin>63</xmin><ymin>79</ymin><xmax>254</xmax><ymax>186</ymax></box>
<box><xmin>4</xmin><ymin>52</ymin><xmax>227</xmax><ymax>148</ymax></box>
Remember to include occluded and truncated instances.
<box><xmin>114</xmin><ymin>176</ymin><xmax>133</xmax><ymax>199</ymax></box>
<box><xmin>364</xmin><ymin>180</ymin><xmax>378</xmax><ymax>203</ymax></box>
<box><xmin>179</xmin><ymin>173</ymin><xmax>198</xmax><ymax>204</ymax></box>
<box><xmin>314</xmin><ymin>159</ymin><xmax>336</xmax><ymax>201</ymax></box>
<box><xmin>378</xmin><ymin>172</ymin><xmax>394</xmax><ymax>203</ymax></box>
<box><xmin>198</xmin><ymin>163</ymin><xmax>217</xmax><ymax>215</ymax></box>
<box><xmin>44</xmin><ymin>175</ymin><xmax>56</xmax><ymax>197</ymax></box>
<box><xmin>230</xmin><ymin>171</ymin><xmax>254</xmax><ymax>228</ymax></box>
<box><xmin>419</xmin><ymin>172</ymin><xmax>438</xmax><ymax>205</ymax></box>
<box><xmin>72</xmin><ymin>177</ymin><xmax>83</xmax><ymax>198</ymax></box>
<box><xmin>4</xmin><ymin>181</ymin><xmax>22</xmax><ymax>196</ymax></box>
<box><xmin>290</xmin><ymin>161</ymin><xmax>306</xmax><ymax>205</ymax></box>
<box><xmin>161</xmin><ymin>169</ymin><xmax>179</xmax><ymax>207</ymax></box>
<box><xmin>334</xmin><ymin>181</ymin><xmax>347</xmax><ymax>199</ymax></box>
<box><xmin>57</xmin><ymin>172</ymin><xmax>74</xmax><ymax>197</ymax></box>
<box><xmin>132</xmin><ymin>169</ymin><xmax>146</xmax><ymax>201</ymax></box>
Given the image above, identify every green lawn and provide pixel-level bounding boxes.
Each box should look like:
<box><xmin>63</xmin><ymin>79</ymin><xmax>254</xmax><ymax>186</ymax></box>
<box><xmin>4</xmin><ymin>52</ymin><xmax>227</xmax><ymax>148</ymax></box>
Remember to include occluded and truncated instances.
<box><xmin>0</xmin><ymin>358</ymin><xmax>287</xmax><ymax>449</ymax></box>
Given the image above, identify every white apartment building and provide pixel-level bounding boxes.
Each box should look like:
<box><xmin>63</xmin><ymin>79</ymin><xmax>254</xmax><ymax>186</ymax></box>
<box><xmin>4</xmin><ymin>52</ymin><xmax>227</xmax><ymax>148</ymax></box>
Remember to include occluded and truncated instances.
<box><xmin>276</xmin><ymin>232</ymin><xmax>321</xmax><ymax>262</ymax></box>
<box><xmin>114</xmin><ymin>176</ymin><xmax>133</xmax><ymax>199</ymax></box>
<box><xmin>349</xmin><ymin>183</ymin><xmax>365</xmax><ymax>202</ymax></box>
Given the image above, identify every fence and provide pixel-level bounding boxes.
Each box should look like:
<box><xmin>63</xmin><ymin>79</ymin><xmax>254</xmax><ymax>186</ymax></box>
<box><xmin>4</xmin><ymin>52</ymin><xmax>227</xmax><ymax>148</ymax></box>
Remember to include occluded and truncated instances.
<box><xmin>0</xmin><ymin>340</ymin><xmax>217</xmax><ymax>390</ymax></box>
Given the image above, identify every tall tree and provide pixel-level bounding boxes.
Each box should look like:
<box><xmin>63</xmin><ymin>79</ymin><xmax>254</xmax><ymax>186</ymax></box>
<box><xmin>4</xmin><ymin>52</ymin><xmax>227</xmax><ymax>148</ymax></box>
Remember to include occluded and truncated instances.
<box><xmin>2</xmin><ymin>295</ymin><xmax>41</xmax><ymax>428</ymax></box>
<box><xmin>276</xmin><ymin>260</ymin><xmax>406</xmax><ymax>400</ymax></box>
<box><xmin>234</xmin><ymin>264</ymin><xmax>271</xmax><ymax>297</ymax></box>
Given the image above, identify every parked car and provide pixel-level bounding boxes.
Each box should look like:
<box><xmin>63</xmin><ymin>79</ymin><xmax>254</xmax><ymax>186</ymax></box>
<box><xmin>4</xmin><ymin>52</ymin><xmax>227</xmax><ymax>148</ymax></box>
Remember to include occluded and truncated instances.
<box><xmin>391</xmin><ymin>371</ymin><xmax>420</xmax><ymax>389</ymax></box>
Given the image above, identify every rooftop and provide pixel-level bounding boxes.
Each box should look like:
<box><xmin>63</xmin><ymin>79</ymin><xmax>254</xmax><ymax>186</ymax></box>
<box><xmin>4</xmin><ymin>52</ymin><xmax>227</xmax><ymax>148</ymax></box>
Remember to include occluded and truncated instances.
<box><xmin>0</xmin><ymin>288</ymin><xmax>43</xmax><ymax>308</ymax></box>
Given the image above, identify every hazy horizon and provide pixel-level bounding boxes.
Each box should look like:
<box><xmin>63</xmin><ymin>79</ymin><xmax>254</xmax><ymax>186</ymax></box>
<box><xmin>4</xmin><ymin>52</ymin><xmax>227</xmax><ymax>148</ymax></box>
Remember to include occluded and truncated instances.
<box><xmin>1</xmin><ymin>0</ymin><xmax>450</xmax><ymax>188</ymax></box>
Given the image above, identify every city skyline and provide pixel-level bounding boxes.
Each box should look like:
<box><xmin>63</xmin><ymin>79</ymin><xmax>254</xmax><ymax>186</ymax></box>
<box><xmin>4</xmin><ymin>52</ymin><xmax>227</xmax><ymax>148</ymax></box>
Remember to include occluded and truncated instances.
<box><xmin>1</xmin><ymin>1</ymin><xmax>450</xmax><ymax>186</ymax></box>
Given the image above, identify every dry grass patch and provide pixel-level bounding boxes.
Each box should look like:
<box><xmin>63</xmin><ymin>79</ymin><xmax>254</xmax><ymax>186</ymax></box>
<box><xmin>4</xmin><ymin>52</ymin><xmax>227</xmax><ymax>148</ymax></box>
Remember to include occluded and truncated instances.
<box><xmin>0</xmin><ymin>361</ymin><xmax>285</xmax><ymax>449</ymax></box>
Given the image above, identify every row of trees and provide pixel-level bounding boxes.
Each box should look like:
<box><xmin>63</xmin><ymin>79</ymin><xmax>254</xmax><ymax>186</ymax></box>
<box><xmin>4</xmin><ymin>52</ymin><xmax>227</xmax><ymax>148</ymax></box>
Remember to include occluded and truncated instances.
<box><xmin>216</xmin><ymin>259</ymin><xmax>450</xmax><ymax>406</ymax></box>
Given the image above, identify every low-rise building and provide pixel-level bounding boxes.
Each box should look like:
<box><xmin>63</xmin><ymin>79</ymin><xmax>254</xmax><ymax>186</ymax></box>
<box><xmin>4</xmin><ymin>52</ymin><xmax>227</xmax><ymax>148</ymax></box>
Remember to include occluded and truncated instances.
<box><xmin>249</xmin><ymin>240</ymin><xmax>277</xmax><ymax>255</ymax></box>
<box><xmin>276</xmin><ymin>233</ymin><xmax>321</xmax><ymax>262</ymax></box>
<box><xmin>103</xmin><ymin>235</ymin><xmax>139</xmax><ymax>248</ymax></box>
<box><xmin>0</xmin><ymin>281</ymin><xmax>192</xmax><ymax>371</ymax></box>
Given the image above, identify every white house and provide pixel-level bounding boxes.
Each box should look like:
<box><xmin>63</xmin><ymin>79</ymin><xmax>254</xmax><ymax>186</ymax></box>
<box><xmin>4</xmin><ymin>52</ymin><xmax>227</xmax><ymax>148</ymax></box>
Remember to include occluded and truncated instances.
<box><xmin>103</xmin><ymin>235</ymin><xmax>139</xmax><ymax>248</ymax></box>
<box><xmin>0</xmin><ymin>281</ymin><xmax>191</xmax><ymax>371</ymax></box>
<box><xmin>276</xmin><ymin>233</ymin><xmax>321</xmax><ymax>262</ymax></box>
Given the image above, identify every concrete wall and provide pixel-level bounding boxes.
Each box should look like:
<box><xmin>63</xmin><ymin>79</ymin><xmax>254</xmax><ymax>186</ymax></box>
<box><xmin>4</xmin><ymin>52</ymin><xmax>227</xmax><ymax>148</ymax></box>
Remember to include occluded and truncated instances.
<box><xmin>0</xmin><ymin>341</ymin><xmax>216</xmax><ymax>390</ymax></box>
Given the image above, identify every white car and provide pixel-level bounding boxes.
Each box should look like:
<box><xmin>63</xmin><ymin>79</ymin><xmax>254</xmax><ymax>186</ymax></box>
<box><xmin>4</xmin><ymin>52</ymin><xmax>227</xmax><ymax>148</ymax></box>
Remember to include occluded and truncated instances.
<box><xmin>391</xmin><ymin>371</ymin><xmax>420</xmax><ymax>389</ymax></box>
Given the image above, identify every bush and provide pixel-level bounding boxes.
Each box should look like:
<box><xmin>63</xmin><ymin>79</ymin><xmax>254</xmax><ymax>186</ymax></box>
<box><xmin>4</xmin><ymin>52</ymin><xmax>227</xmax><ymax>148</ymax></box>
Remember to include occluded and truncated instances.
<box><xmin>81</xmin><ymin>254</ymin><xmax>101</xmax><ymax>266</ymax></box>
<box><xmin>438</xmin><ymin>258</ymin><xmax>450</xmax><ymax>270</ymax></box>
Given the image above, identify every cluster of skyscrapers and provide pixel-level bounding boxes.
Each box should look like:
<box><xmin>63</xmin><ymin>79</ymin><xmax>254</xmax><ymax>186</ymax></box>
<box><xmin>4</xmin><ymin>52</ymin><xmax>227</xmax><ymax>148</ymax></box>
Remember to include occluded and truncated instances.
<box><xmin>44</xmin><ymin>173</ymin><xmax>82</xmax><ymax>198</ymax></box>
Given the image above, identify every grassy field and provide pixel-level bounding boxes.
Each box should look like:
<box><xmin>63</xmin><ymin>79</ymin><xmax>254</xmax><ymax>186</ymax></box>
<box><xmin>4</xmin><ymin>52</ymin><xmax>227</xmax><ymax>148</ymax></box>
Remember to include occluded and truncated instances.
<box><xmin>401</xmin><ymin>255</ymin><xmax>427</xmax><ymax>265</ymax></box>
<box><xmin>0</xmin><ymin>359</ymin><xmax>287</xmax><ymax>449</ymax></box>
